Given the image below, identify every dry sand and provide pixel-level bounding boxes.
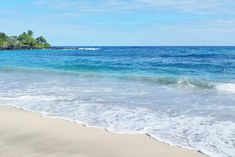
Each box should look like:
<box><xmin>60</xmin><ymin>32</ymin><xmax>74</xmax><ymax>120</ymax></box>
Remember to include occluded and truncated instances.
<box><xmin>0</xmin><ymin>106</ymin><xmax>207</xmax><ymax>157</ymax></box>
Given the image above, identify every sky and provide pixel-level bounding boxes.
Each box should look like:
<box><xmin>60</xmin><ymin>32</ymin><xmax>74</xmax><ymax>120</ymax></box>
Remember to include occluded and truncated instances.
<box><xmin>0</xmin><ymin>0</ymin><xmax>235</xmax><ymax>46</ymax></box>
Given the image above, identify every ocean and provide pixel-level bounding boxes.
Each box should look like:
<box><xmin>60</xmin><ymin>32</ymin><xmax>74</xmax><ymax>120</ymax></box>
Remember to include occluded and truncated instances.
<box><xmin>0</xmin><ymin>46</ymin><xmax>235</xmax><ymax>157</ymax></box>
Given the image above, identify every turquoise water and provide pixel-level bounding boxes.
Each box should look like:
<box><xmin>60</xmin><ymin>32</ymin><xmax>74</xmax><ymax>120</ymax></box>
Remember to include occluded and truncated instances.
<box><xmin>0</xmin><ymin>47</ymin><xmax>235</xmax><ymax>157</ymax></box>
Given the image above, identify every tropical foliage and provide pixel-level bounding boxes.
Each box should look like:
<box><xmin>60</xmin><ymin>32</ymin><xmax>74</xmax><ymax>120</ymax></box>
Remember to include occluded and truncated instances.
<box><xmin>0</xmin><ymin>30</ymin><xmax>51</xmax><ymax>49</ymax></box>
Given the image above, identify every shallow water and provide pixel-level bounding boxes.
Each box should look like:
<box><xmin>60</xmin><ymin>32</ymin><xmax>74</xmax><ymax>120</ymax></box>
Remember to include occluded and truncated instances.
<box><xmin>0</xmin><ymin>47</ymin><xmax>235</xmax><ymax>157</ymax></box>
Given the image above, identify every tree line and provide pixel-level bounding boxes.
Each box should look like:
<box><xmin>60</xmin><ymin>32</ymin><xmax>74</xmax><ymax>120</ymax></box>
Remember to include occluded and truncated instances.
<box><xmin>0</xmin><ymin>30</ymin><xmax>51</xmax><ymax>50</ymax></box>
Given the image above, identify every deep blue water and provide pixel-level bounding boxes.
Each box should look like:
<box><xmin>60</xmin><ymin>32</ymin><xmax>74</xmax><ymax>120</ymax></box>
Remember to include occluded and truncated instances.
<box><xmin>1</xmin><ymin>47</ymin><xmax>235</xmax><ymax>85</ymax></box>
<box><xmin>0</xmin><ymin>47</ymin><xmax>235</xmax><ymax>157</ymax></box>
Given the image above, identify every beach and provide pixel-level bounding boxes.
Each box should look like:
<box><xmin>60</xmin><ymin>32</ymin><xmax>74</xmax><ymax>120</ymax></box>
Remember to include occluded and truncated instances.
<box><xmin>1</xmin><ymin>47</ymin><xmax>235</xmax><ymax>157</ymax></box>
<box><xmin>0</xmin><ymin>106</ymin><xmax>206</xmax><ymax>157</ymax></box>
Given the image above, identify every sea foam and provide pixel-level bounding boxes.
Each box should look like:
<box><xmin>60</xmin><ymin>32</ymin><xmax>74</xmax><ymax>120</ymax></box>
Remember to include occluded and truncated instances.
<box><xmin>215</xmin><ymin>83</ymin><xmax>235</xmax><ymax>94</ymax></box>
<box><xmin>0</xmin><ymin>71</ymin><xmax>235</xmax><ymax>157</ymax></box>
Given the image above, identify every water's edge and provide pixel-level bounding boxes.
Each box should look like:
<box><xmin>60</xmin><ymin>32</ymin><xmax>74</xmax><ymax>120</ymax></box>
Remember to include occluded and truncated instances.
<box><xmin>0</xmin><ymin>104</ymin><xmax>209</xmax><ymax>157</ymax></box>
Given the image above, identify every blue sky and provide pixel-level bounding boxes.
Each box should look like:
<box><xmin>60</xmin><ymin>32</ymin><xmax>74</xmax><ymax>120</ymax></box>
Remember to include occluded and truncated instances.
<box><xmin>0</xmin><ymin>0</ymin><xmax>235</xmax><ymax>46</ymax></box>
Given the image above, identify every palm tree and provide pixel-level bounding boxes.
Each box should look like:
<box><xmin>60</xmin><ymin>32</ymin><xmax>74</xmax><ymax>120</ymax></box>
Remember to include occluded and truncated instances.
<box><xmin>36</xmin><ymin>36</ymin><xmax>47</xmax><ymax>44</ymax></box>
<box><xmin>27</xmin><ymin>30</ymin><xmax>33</xmax><ymax>37</ymax></box>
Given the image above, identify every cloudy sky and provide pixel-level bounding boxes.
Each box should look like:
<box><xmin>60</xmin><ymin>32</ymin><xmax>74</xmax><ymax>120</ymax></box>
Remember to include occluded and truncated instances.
<box><xmin>0</xmin><ymin>0</ymin><xmax>235</xmax><ymax>46</ymax></box>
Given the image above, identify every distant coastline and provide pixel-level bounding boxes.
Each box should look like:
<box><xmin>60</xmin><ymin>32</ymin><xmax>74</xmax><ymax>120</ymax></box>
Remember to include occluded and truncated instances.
<box><xmin>2</xmin><ymin>45</ymin><xmax>235</xmax><ymax>51</ymax></box>
<box><xmin>0</xmin><ymin>30</ymin><xmax>51</xmax><ymax>50</ymax></box>
<box><xmin>0</xmin><ymin>46</ymin><xmax>101</xmax><ymax>51</ymax></box>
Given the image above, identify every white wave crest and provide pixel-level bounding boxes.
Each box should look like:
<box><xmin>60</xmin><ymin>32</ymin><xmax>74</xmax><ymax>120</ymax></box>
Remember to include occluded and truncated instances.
<box><xmin>78</xmin><ymin>48</ymin><xmax>100</xmax><ymax>51</ymax></box>
<box><xmin>61</xmin><ymin>48</ymin><xmax>100</xmax><ymax>51</ymax></box>
<box><xmin>216</xmin><ymin>83</ymin><xmax>235</xmax><ymax>94</ymax></box>
<box><xmin>177</xmin><ymin>79</ymin><xmax>195</xmax><ymax>88</ymax></box>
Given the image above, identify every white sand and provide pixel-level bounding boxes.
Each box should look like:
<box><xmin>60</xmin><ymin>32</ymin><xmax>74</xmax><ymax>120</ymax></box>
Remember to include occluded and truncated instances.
<box><xmin>0</xmin><ymin>106</ymin><xmax>206</xmax><ymax>157</ymax></box>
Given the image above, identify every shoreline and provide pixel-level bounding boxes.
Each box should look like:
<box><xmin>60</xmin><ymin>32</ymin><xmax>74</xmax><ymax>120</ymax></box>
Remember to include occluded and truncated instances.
<box><xmin>0</xmin><ymin>46</ymin><xmax>97</xmax><ymax>51</ymax></box>
<box><xmin>0</xmin><ymin>106</ymin><xmax>207</xmax><ymax>157</ymax></box>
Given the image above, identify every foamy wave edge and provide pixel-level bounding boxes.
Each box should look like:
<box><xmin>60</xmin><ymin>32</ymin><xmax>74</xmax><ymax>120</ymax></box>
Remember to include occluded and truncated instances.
<box><xmin>0</xmin><ymin>104</ymin><xmax>211</xmax><ymax>157</ymax></box>
<box><xmin>62</xmin><ymin>47</ymin><xmax>100</xmax><ymax>51</ymax></box>
<box><xmin>215</xmin><ymin>83</ymin><xmax>235</xmax><ymax>94</ymax></box>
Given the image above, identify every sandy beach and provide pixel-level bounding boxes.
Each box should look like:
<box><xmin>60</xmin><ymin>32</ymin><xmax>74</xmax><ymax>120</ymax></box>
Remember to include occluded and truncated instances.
<box><xmin>0</xmin><ymin>106</ymin><xmax>206</xmax><ymax>157</ymax></box>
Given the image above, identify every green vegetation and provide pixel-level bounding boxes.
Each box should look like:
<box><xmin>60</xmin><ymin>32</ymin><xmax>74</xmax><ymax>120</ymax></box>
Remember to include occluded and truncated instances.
<box><xmin>0</xmin><ymin>30</ymin><xmax>51</xmax><ymax>50</ymax></box>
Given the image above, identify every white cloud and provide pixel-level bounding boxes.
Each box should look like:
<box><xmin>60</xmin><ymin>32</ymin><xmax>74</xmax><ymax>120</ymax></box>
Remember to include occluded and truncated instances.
<box><xmin>35</xmin><ymin>0</ymin><xmax>235</xmax><ymax>15</ymax></box>
<box><xmin>137</xmin><ymin>0</ymin><xmax>235</xmax><ymax>14</ymax></box>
